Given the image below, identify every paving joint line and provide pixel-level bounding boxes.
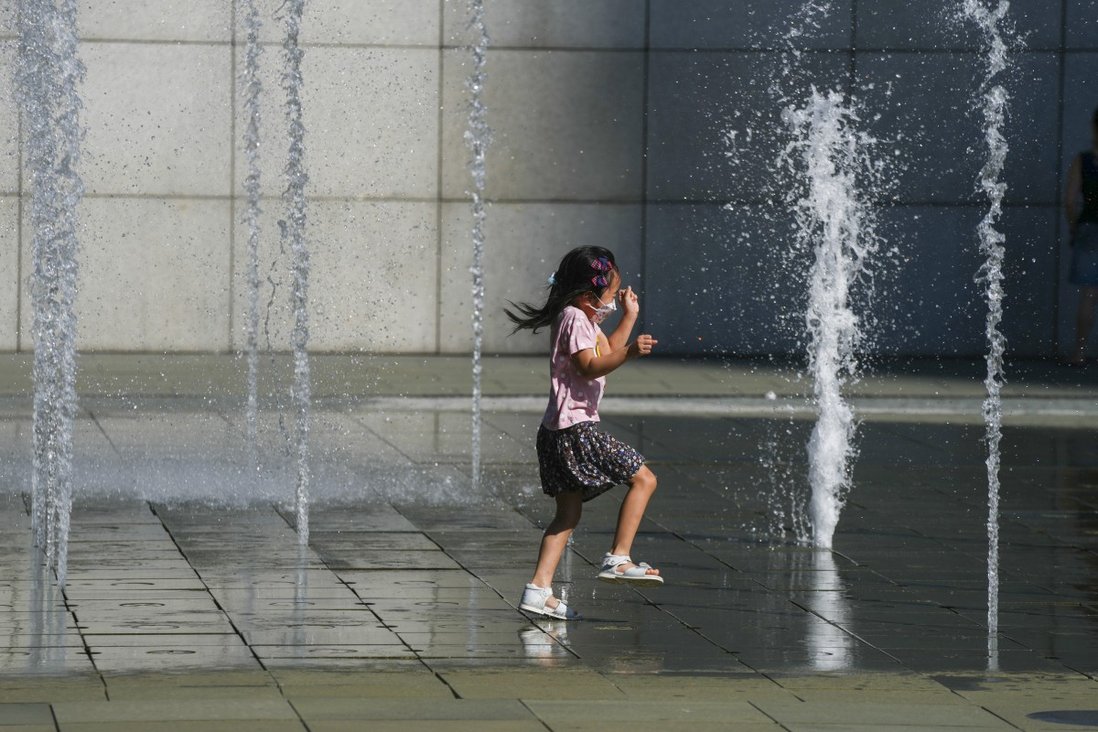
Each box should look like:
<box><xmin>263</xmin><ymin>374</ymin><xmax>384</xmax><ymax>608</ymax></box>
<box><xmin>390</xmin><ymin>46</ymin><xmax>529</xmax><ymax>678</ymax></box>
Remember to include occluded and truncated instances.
<box><xmin>570</xmin><ymin>542</ymin><xmax>746</xmax><ymax>660</ymax></box>
<box><xmin>22</xmin><ymin>497</ymin><xmax>109</xmax><ymax>699</ymax></box>
<box><xmin>644</xmin><ymin>521</ymin><xmax>913</xmax><ymax>670</ymax></box>
<box><xmin>147</xmin><ymin>501</ymin><xmax>272</xmax><ymax>676</ymax></box>
<box><xmin>345</xmin><ymin>412</ymin><xmax>419</xmax><ymax>464</ymax></box>
<box><xmin>982</xmin><ymin>704</ymin><xmax>1026</xmax><ymax>730</ymax></box>
<box><xmin>787</xmin><ymin>597</ymin><xmax>906</xmax><ymax>666</ymax></box>
<box><xmin>388</xmin><ymin>503</ymin><xmax>581</xmax><ymax>661</ymax></box>
<box><xmin>66</xmin><ymin>596</ymin><xmax>104</xmax><ymax>699</ymax></box>
<box><xmin>747</xmin><ymin>699</ymin><xmax>794</xmax><ymax>731</ymax></box>
<box><xmin>286</xmin><ymin>699</ymin><xmax>315</xmax><ymax>732</ymax></box>
<box><xmin>272</xmin><ymin>503</ymin><xmax>440</xmax><ymax>672</ymax></box>
<box><xmin>518</xmin><ymin>698</ymin><xmax>555</xmax><ymax>731</ymax></box>
<box><xmin>85</xmin><ymin>409</ymin><xmax>122</xmax><ymax>459</ymax></box>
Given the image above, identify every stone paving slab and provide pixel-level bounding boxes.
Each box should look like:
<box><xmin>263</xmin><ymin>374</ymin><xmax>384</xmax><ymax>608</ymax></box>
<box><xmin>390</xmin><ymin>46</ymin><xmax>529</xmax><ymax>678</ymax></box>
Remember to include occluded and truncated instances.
<box><xmin>0</xmin><ymin>677</ymin><xmax>104</xmax><ymax>704</ymax></box>
<box><xmin>753</xmin><ymin>699</ymin><xmax>1011</xmax><ymax>728</ymax></box>
<box><xmin>0</xmin><ymin>650</ymin><xmax>96</xmax><ymax>677</ymax></box>
<box><xmin>304</xmin><ymin>723</ymin><xmax>545</xmax><ymax>732</ymax></box>
<box><xmin>0</xmin><ymin>703</ymin><xmax>54</xmax><ymax>725</ymax></box>
<box><xmin>101</xmin><ymin>685</ymin><xmax>287</xmax><ymax>702</ymax></box>
<box><xmin>51</xmin><ymin>699</ymin><xmax>298</xmax><ymax>723</ymax></box>
<box><xmin>532</xmin><ymin>725</ymin><xmax>783</xmax><ymax>732</ymax></box>
<box><xmin>273</xmin><ymin>669</ymin><xmax>454</xmax><ymax>699</ymax></box>
<box><xmin>87</xmin><ymin>647</ymin><xmax>262</xmax><ymax>674</ymax></box>
<box><xmin>57</xmin><ymin>724</ymin><xmax>307</xmax><ymax>732</ymax></box>
<box><xmin>528</xmin><ymin>698</ymin><xmax>778</xmax><ymax>724</ymax></box>
<box><xmin>776</xmin><ymin>727</ymin><xmax>1011</xmax><ymax>732</ymax></box>
<box><xmin>292</xmin><ymin>697</ymin><xmax>535</xmax><ymax>721</ymax></box>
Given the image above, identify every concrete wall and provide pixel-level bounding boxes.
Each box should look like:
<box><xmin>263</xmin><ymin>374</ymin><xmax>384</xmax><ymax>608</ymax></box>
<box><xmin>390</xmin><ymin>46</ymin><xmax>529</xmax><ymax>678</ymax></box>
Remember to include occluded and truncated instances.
<box><xmin>1</xmin><ymin>1</ymin><xmax>1094</xmax><ymax>357</ymax></box>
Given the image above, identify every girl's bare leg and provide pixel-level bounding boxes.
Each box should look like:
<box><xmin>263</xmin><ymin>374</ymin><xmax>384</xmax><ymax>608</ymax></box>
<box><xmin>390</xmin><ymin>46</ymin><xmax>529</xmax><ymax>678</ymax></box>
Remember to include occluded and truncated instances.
<box><xmin>1072</xmin><ymin>286</ymin><xmax>1098</xmax><ymax>363</ymax></box>
<box><xmin>609</xmin><ymin>465</ymin><xmax>660</xmax><ymax>576</ymax></box>
<box><xmin>531</xmin><ymin>492</ymin><xmax>583</xmax><ymax>605</ymax></box>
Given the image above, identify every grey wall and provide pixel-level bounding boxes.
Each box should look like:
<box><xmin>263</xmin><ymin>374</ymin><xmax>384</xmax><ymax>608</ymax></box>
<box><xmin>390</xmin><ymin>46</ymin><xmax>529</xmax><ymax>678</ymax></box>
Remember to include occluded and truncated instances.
<box><xmin>1</xmin><ymin>1</ymin><xmax>1094</xmax><ymax>358</ymax></box>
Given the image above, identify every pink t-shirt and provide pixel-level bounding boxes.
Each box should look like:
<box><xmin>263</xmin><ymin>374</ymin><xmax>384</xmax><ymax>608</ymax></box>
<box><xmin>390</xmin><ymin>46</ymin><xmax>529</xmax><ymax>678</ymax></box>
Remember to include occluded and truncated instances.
<box><xmin>542</xmin><ymin>305</ymin><xmax>606</xmax><ymax>430</ymax></box>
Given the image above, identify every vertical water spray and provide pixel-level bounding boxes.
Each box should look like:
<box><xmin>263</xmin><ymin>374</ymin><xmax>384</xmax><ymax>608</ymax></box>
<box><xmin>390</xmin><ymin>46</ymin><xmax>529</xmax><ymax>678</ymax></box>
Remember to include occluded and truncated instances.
<box><xmin>281</xmin><ymin>0</ymin><xmax>311</xmax><ymax>544</ymax></box>
<box><xmin>783</xmin><ymin>89</ymin><xmax>880</xmax><ymax>549</ymax></box>
<box><xmin>16</xmin><ymin>0</ymin><xmax>86</xmax><ymax>585</ymax></box>
<box><xmin>466</xmin><ymin>0</ymin><xmax>490</xmax><ymax>494</ymax></box>
<box><xmin>240</xmin><ymin>0</ymin><xmax>264</xmax><ymax>448</ymax></box>
<box><xmin>960</xmin><ymin>0</ymin><xmax>1012</xmax><ymax>668</ymax></box>
<box><xmin>18</xmin><ymin>0</ymin><xmax>52</xmax><ymax>557</ymax></box>
<box><xmin>729</xmin><ymin>0</ymin><xmax>867</xmax><ymax>545</ymax></box>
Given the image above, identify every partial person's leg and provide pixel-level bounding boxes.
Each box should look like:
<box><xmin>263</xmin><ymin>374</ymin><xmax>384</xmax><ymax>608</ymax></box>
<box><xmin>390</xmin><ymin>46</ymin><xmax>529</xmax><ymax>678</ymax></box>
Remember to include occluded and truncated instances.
<box><xmin>608</xmin><ymin>465</ymin><xmax>660</xmax><ymax>576</ymax></box>
<box><xmin>531</xmin><ymin>492</ymin><xmax>583</xmax><ymax>603</ymax></box>
<box><xmin>1072</xmin><ymin>286</ymin><xmax>1098</xmax><ymax>363</ymax></box>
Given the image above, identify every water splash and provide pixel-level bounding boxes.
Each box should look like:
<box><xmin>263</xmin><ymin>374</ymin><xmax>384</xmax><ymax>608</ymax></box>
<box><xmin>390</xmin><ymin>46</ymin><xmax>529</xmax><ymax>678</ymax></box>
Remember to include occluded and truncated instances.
<box><xmin>727</xmin><ymin>0</ymin><xmax>873</xmax><ymax>546</ymax></box>
<box><xmin>16</xmin><ymin>0</ymin><xmax>86</xmax><ymax>586</ymax></box>
<box><xmin>782</xmin><ymin>89</ymin><xmax>881</xmax><ymax>549</ymax></box>
<box><xmin>757</xmin><ymin>424</ymin><xmax>809</xmax><ymax>544</ymax></box>
<box><xmin>240</xmin><ymin>0</ymin><xmax>264</xmax><ymax>449</ymax></box>
<box><xmin>280</xmin><ymin>0</ymin><xmax>311</xmax><ymax>544</ymax></box>
<box><xmin>465</xmin><ymin>0</ymin><xmax>490</xmax><ymax>495</ymax></box>
<box><xmin>960</xmin><ymin>0</ymin><xmax>1013</xmax><ymax>670</ymax></box>
<box><xmin>769</xmin><ymin>0</ymin><xmax>839</xmax><ymax>108</ymax></box>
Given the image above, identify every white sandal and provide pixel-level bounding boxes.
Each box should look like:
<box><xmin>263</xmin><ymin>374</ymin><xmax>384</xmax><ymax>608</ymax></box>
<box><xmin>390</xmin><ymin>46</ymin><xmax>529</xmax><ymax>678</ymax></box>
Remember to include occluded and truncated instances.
<box><xmin>519</xmin><ymin>583</ymin><xmax>580</xmax><ymax>620</ymax></box>
<box><xmin>597</xmin><ymin>553</ymin><xmax>665</xmax><ymax>586</ymax></box>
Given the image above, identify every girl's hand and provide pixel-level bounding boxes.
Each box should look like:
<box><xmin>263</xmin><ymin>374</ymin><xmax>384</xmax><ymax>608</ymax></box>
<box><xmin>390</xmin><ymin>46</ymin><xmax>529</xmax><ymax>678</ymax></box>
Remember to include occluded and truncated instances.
<box><xmin>619</xmin><ymin>286</ymin><xmax>640</xmax><ymax>317</ymax></box>
<box><xmin>628</xmin><ymin>334</ymin><xmax>658</xmax><ymax>358</ymax></box>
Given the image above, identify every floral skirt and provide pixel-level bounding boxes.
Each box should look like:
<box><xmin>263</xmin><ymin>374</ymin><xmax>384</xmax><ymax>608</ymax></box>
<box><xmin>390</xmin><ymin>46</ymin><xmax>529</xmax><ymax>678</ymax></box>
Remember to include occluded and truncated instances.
<box><xmin>1071</xmin><ymin>222</ymin><xmax>1098</xmax><ymax>286</ymax></box>
<box><xmin>536</xmin><ymin>421</ymin><xmax>645</xmax><ymax>502</ymax></box>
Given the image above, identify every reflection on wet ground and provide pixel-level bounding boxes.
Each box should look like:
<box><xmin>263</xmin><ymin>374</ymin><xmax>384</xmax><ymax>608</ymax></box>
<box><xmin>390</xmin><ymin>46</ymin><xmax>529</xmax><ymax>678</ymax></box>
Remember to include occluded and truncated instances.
<box><xmin>2</xmin><ymin>410</ymin><xmax>1096</xmax><ymax>684</ymax></box>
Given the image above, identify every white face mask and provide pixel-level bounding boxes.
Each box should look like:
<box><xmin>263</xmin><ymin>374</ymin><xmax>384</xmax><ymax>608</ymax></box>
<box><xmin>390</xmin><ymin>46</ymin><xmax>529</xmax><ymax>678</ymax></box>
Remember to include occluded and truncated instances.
<box><xmin>592</xmin><ymin>294</ymin><xmax>617</xmax><ymax>324</ymax></box>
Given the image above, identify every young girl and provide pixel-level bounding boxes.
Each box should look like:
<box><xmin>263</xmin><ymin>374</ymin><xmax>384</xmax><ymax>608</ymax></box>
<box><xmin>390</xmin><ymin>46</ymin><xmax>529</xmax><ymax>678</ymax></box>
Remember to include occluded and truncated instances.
<box><xmin>505</xmin><ymin>246</ymin><xmax>663</xmax><ymax>620</ymax></box>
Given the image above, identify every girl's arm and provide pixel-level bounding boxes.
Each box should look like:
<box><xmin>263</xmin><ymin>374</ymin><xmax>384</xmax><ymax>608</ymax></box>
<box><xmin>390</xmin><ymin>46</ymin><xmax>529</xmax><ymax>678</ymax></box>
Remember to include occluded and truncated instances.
<box><xmin>606</xmin><ymin>286</ymin><xmax>639</xmax><ymax>352</ymax></box>
<box><xmin>1065</xmin><ymin>155</ymin><xmax>1082</xmax><ymax>236</ymax></box>
<box><xmin>572</xmin><ymin>333</ymin><xmax>658</xmax><ymax>379</ymax></box>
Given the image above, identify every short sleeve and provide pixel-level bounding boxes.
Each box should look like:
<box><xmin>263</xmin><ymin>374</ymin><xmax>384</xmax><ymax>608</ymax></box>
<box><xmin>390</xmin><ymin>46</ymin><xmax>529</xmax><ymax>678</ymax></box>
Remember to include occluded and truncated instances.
<box><xmin>561</xmin><ymin>307</ymin><xmax>597</xmax><ymax>357</ymax></box>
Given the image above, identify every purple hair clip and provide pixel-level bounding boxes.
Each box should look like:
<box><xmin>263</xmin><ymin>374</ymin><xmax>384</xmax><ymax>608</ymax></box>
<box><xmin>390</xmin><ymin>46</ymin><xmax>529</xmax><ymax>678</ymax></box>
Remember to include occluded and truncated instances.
<box><xmin>590</xmin><ymin>256</ymin><xmax>612</xmax><ymax>288</ymax></box>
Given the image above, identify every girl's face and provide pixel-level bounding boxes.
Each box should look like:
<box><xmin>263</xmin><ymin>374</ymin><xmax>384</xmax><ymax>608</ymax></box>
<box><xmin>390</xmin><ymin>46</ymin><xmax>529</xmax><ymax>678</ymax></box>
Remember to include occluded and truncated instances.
<box><xmin>579</xmin><ymin>270</ymin><xmax>621</xmax><ymax>317</ymax></box>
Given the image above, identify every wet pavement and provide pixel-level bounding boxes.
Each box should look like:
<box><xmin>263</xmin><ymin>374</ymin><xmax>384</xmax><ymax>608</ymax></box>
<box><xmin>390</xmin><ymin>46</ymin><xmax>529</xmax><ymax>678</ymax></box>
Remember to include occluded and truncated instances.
<box><xmin>1</xmin><ymin>356</ymin><xmax>1097</xmax><ymax>730</ymax></box>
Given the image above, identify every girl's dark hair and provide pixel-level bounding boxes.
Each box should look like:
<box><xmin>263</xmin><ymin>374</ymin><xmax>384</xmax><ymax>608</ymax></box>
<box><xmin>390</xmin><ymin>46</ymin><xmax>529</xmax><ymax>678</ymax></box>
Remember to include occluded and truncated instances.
<box><xmin>505</xmin><ymin>246</ymin><xmax>617</xmax><ymax>333</ymax></box>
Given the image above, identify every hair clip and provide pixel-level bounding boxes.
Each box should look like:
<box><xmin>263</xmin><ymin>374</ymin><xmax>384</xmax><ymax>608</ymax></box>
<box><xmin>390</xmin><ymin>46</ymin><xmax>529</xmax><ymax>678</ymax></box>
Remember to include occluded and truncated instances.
<box><xmin>591</xmin><ymin>274</ymin><xmax>608</xmax><ymax>288</ymax></box>
<box><xmin>547</xmin><ymin>272</ymin><xmax>557</xmax><ymax>286</ymax></box>
<box><xmin>591</xmin><ymin>257</ymin><xmax>612</xmax><ymax>272</ymax></box>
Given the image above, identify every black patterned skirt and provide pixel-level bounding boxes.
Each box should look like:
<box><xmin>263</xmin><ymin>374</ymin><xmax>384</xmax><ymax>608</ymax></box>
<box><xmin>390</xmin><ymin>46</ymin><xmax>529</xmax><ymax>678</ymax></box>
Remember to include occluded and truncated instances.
<box><xmin>536</xmin><ymin>421</ymin><xmax>645</xmax><ymax>502</ymax></box>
